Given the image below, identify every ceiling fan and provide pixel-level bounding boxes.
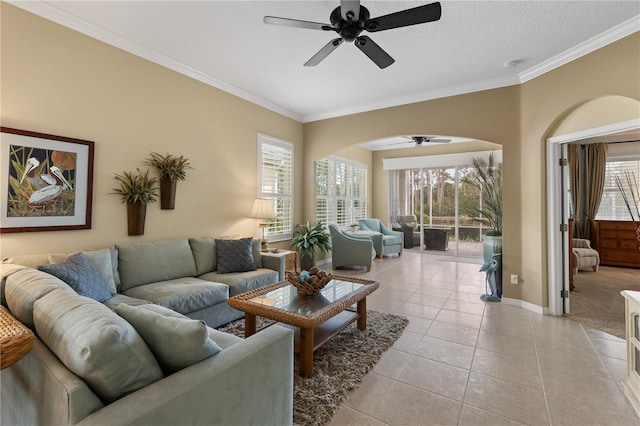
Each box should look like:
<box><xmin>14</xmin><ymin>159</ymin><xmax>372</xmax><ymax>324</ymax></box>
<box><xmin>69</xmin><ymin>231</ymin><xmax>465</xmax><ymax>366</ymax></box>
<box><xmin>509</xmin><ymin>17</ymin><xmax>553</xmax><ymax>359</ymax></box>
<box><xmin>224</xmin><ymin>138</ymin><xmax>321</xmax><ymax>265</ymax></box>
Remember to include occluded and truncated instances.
<box><xmin>392</xmin><ymin>136</ymin><xmax>452</xmax><ymax>147</ymax></box>
<box><xmin>264</xmin><ymin>1</ymin><xmax>442</xmax><ymax>69</ymax></box>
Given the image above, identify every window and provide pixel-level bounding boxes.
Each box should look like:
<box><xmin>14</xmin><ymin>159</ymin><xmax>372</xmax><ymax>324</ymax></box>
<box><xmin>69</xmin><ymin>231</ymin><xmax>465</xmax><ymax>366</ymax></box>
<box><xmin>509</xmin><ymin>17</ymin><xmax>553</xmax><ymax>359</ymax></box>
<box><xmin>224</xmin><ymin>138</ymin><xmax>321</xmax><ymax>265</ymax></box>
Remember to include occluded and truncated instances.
<box><xmin>315</xmin><ymin>157</ymin><xmax>367</xmax><ymax>228</ymax></box>
<box><xmin>258</xmin><ymin>134</ymin><xmax>293</xmax><ymax>241</ymax></box>
<box><xmin>596</xmin><ymin>159</ymin><xmax>640</xmax><ymax>220</ymax></box>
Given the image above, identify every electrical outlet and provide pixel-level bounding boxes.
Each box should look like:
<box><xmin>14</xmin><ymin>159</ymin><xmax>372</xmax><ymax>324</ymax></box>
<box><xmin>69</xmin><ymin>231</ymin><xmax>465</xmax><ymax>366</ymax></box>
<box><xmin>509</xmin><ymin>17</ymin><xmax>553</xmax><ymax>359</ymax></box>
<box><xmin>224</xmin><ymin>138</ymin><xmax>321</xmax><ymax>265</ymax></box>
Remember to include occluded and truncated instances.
<box><xmin>510</xmin><ymin>274</ymin><xmax>519</xmax><ymax>284</ymax></box>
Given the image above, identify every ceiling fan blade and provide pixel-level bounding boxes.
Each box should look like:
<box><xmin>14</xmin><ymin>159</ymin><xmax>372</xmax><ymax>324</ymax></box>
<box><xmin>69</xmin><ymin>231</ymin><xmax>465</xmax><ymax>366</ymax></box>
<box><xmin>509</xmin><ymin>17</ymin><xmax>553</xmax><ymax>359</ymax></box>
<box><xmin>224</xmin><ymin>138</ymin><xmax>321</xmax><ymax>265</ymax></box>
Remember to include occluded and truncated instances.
<box><xmin>365</xmin><ymin>2</ymin><xmax>441</xmax><ymax>33</ymax></box>
<box><xmin>355</xmin><ymin>36</ymin><xmax>394</xmax><ymax>69</ymax></box>
<box><xmin>304</xmin><ymin>38</ymin><xmax>344</xmax><ymax>66</ymax></box>
<box><xmin>264</xmin><ymin>16</ymin><xmax>333</xmax><ymax>31</ymax></box>
<box><xmin>340</xmin><ymin>0</ymin><xmax>360</xmax><ymax>21</ymax></box>
<box><xmin>426</xmin><ymin>138</ymin><xmax>451</xmax><ymax>143</ymax></box>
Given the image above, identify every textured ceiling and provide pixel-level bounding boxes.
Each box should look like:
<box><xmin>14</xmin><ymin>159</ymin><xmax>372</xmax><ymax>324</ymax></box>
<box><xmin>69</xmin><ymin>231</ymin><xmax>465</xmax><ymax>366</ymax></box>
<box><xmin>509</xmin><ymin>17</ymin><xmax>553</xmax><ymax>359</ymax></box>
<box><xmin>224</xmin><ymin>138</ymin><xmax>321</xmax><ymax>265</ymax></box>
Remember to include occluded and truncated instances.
<box><xmin>11</xmin><ymin>1</ymin><xmax>640</xmax><ymax>126</ymax></box>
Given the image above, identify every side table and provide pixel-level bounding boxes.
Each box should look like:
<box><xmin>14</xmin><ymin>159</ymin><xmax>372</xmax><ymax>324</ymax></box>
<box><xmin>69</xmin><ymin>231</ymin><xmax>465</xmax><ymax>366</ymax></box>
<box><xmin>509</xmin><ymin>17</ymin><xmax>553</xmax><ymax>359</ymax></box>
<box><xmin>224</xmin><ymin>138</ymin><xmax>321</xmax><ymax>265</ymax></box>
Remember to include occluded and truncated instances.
<box><xmin>263</xmin><ymin>249</ymin><xmax>298</xmax><ymax>273</ymax></box>
<box><xmin>1</xmin><ymin>306</ymin><xmax>35</xmax><ymax>370</ymax></box>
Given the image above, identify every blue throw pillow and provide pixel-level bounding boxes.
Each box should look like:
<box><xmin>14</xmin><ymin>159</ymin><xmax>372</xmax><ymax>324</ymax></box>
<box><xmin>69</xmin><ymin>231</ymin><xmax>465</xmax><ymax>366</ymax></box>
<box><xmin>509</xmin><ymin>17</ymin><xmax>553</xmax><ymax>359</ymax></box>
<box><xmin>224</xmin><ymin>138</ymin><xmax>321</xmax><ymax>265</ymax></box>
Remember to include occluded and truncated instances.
<box><xmin>215</xmin><ymin>237</ymin><xmax>257</xmax><ymax>274</ymax></box>
<box><xmin>39</xmin><ymin>252</ymin><xmax>112</xmax><ymax>302</ymax></box>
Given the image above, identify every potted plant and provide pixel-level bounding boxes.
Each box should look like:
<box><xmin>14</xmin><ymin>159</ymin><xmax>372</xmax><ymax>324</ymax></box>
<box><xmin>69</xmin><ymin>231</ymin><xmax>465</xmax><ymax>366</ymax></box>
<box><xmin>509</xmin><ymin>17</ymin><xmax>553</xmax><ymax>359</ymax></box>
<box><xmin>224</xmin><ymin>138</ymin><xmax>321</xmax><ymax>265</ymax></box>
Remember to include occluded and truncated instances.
<box><xmin>112</xmin><ymin>169</ymin><xmax>158</xmax><ymax>236</ymax></box>
<box><xmin>144</xmin><ymin>152</ymin><xmax>193</xmax><ymax>209</ymax></box>
<box><xmin>290</xmin><ymin>220</ymin><xmax>332</xmax><ymax>271</ymax></box>
<box><xmin>462</xmin><ymin>152</ymin><xmax>503</xmax><ymax>300</ymax></box>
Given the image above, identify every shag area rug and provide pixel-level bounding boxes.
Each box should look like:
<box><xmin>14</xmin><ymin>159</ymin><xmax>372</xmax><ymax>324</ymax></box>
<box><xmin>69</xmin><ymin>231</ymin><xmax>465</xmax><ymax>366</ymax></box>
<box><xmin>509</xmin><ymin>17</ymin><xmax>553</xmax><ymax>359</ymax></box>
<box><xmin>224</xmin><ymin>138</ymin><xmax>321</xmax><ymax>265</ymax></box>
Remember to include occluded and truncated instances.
<box><xmin>218</xmin><ymin>310</ymin><xmax>408</xmax><ymax>426</ymax></box>
<box><xmin>567</xmin><ymin>265</ymin><xmax>640</xmax><ymax>339</ymax></box>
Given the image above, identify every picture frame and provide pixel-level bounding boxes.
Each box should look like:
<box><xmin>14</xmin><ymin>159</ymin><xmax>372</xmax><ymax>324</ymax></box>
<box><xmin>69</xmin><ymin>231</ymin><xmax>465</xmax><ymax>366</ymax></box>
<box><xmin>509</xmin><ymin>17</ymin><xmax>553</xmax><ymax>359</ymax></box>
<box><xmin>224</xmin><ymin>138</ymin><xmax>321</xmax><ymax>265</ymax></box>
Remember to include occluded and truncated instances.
<box><xmin>1</xmin><ymin>127</ymin><xmax>94</xmax><ymax>233</ymax></box>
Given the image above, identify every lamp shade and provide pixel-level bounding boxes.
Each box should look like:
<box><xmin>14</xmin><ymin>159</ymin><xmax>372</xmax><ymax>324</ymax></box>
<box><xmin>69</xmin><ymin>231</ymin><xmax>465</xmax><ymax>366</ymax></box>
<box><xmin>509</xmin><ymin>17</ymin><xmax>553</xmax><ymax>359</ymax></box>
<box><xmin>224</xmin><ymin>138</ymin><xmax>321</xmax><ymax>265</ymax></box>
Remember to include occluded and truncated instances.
<box><xmin>248</xmin><ymin>198</ymin><xmax>275</xmax><ymax>219</ymax></box>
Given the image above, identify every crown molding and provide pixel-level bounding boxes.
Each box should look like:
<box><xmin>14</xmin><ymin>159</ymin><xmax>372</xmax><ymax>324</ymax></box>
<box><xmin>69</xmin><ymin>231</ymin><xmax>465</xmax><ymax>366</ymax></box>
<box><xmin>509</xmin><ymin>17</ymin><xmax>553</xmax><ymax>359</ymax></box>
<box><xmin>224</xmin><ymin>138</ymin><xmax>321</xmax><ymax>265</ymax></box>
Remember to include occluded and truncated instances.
<box><xmin>302</xmin><ymin>75</ymin><xmax>521</xmax><ymax>123</ymax></box>
<box><xmin>8</xmin><ymin>1</ymin><xmax>638</xmax><ymax>125</ymax></box>
<box><xmin>8</xmin><ymin>1</ymin><xmax>303</xmax><ymax>123</ymax></box>
<box><xmin>518</xmin><ymin>15</ymin><xmax>640</xmax><ymax>83</ymax></box>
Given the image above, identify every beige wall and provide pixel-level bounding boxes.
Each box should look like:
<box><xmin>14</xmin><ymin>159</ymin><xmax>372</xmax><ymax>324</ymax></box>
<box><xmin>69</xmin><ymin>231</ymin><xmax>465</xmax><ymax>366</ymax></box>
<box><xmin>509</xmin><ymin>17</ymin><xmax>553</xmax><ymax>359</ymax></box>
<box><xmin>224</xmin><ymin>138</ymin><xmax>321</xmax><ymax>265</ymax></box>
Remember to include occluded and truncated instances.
<box><xmin>0</xmin><ymin>4</ymin><xmax>303</xmax><ymax>257</ymax></box>
<box><xmin>2</xmin><ymin>4</ymin><xmax>639</xmax><ymax>309</ymax></box>
<box><xmin>303</xmin><ymin>33</ymin><xmax>639</xmax><ymax>308</ymax></box>
<box><xmin>518</xmin><ymin>33</ymin><xmax>640</xmax><ymax>306</ymax></box>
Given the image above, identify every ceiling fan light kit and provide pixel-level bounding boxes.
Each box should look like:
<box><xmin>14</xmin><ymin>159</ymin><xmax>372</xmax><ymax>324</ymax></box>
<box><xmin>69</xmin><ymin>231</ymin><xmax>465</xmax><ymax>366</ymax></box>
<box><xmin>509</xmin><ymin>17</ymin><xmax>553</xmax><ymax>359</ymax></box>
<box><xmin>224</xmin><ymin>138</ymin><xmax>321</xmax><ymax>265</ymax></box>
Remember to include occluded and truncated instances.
<box><xmin>264</xmin><ymin>1</ymin><xmax>442</xmax><ymax>69</ymax></box>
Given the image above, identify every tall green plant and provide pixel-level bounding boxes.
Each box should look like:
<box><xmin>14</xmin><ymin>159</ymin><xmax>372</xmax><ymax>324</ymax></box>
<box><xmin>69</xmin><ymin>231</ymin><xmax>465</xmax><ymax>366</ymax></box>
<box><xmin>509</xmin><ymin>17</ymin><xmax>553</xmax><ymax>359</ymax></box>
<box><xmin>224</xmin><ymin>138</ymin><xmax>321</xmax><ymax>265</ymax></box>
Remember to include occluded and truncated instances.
<box><xmin>462</xmin><ymin>152</ymin><xmax>502</xmax><ymax>236</ymax></box>
<box><xmin>290</xmin><ymin>221</ymin><xmax>332</xmax><ymax>259</ymax></box>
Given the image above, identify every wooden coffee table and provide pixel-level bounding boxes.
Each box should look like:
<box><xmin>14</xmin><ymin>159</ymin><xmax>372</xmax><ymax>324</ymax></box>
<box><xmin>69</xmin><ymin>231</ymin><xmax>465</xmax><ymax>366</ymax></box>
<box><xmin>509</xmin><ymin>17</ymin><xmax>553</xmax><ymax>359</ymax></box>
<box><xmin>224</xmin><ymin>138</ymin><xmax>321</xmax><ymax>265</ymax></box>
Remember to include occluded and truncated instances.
<box><xmin>227</xmin><ymin>275</ymin><xmax>379</xmax><ymax>377</ymax></box>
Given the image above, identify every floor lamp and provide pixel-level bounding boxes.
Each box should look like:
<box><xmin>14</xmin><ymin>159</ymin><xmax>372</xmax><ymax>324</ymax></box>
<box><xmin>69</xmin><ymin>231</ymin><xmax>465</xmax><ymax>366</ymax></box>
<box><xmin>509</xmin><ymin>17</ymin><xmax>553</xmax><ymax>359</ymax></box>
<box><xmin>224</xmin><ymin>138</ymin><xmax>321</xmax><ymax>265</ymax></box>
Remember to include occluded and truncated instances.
<box><xmin>249</xmin><ymin>198</ymin><xmax>275</xmax><ymax>252</ymax></box>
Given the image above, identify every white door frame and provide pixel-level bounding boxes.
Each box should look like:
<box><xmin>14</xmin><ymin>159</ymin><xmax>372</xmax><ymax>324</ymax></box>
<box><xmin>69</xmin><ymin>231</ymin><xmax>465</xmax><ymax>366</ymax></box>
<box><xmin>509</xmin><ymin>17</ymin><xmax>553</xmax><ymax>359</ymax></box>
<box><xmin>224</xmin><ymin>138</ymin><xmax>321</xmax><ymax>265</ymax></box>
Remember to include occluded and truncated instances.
<box><xmin>547</xmin><ymin>119</ymin><xmax>640</xmax><ymax>316</ymax></box>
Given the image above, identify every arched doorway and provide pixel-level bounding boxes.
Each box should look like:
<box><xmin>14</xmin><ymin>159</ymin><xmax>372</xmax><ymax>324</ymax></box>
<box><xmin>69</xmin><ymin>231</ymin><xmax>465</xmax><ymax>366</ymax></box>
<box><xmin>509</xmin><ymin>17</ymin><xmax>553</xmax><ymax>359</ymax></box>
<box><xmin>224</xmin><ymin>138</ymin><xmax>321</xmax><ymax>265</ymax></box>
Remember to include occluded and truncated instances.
<box><xmin>546</xmin><ymin>95</ymin><xmax>640</xmax><ymax>316</ymax></box>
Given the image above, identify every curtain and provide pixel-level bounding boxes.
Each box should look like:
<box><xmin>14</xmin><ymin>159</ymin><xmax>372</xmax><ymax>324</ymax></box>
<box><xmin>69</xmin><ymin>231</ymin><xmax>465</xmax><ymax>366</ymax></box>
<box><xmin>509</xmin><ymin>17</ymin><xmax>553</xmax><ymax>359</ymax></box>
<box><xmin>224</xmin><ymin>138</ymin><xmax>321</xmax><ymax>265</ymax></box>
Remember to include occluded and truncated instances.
<box><xmin>568</xmin><ymin>144</ymin><xmax>581</xmax><ymax>237</ymax></box>
<box><xmin>581</xmin><ymin>143</ymin><xmax>608</xmax><ymax>238</ymax></box>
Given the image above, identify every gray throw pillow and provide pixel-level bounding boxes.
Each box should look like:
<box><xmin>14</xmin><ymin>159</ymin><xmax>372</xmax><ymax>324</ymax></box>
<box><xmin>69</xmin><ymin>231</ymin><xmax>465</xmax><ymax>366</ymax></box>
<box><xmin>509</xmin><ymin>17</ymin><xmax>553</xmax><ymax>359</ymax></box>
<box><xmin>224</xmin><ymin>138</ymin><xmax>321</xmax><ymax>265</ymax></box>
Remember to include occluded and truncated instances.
<box><xmin>39</xmin><ymin>252</ymin><xmax>112</xmax><ymax>302</ymax></box>
<box><xmin>115</xmin><ymin>304</ymin><xmax>222</xmax><ymax>374</ymax></box>
<box><xmin>49</xmin><ymin>248</ymin><xmax>118</xmax><ymax>295</ymax></box>
<box><xmin>215</xmin><ymin>237</ymin><xmax>257</xmax><ymax>274</ymax></box>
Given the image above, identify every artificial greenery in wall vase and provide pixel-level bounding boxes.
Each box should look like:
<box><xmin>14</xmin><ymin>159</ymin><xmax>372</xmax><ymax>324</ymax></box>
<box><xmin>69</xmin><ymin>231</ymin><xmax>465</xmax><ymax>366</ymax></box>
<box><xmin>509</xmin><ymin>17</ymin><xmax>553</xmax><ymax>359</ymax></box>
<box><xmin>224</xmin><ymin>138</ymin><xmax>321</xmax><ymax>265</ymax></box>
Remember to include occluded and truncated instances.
<box><xmin>144</xmin><ymin>152</ymin><xmax>193</xmax><ymax>210</ymax></box>
<box><xmin>112</xmin><ymin>168</ymin><xmax>158</xmax><ymax>236</ymax></box>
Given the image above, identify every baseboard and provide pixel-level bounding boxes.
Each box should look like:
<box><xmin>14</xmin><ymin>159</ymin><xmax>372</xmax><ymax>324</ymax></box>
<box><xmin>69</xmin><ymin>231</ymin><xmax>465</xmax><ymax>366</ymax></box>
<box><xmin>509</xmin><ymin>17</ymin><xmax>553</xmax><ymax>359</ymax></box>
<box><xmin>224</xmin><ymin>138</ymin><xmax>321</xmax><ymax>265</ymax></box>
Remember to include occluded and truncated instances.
<box><xmin>501</xmin><ymin>297</ymin><xmax>549</xmax><ymax>315</ymax></box>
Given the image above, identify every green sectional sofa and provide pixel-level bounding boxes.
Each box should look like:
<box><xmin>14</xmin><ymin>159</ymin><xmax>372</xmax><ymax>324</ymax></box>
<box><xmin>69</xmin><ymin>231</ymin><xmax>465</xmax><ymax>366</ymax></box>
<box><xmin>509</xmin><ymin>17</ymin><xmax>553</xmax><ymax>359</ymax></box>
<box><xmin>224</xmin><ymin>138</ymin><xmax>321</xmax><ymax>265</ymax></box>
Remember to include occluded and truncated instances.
<box><xmin>0</xmin><ymin>237</ymin><xmax>293</xmax><ymax>425</ymax></box>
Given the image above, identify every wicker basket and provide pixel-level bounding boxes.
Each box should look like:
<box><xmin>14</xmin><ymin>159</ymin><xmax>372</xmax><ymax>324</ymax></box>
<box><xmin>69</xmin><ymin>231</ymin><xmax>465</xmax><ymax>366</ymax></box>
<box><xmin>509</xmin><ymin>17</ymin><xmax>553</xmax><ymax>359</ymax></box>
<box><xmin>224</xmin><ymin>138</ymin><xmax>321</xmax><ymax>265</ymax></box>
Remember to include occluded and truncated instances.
<box><xmin>1</xmin><ymin>306</ymin><xmax>35</xmax><ymax>370</ymax></box>
<box><xmin>286</xmin><ymin>268</ymin><xmax>332</xmax><ymax>296</ymax></box>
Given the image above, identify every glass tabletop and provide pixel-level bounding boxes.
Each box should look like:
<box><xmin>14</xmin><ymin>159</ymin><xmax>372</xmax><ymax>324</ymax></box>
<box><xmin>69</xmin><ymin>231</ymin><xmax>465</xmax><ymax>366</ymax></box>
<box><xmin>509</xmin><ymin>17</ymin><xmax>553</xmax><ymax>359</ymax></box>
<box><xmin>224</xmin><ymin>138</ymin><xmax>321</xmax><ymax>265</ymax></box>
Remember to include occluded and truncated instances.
<box><xmin>248</xmin><ymin>279</ymin><xmax>365</xmax><ymax>317</ymax></box>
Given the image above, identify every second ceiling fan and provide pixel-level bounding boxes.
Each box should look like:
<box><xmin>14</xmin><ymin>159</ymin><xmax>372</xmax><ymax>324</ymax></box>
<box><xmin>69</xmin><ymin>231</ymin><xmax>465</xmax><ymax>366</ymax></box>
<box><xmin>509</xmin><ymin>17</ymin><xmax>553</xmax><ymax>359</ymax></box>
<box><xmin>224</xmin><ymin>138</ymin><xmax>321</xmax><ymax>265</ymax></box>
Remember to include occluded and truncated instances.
<box><xmin>264</xmin><ymin>1</ymin><xmax>442</xmax><ymax>69</ymax></box>
<box><xmin>391</xmin><ymin>136</ymin><xmax>452</xmax><ymax>147</ymax></box>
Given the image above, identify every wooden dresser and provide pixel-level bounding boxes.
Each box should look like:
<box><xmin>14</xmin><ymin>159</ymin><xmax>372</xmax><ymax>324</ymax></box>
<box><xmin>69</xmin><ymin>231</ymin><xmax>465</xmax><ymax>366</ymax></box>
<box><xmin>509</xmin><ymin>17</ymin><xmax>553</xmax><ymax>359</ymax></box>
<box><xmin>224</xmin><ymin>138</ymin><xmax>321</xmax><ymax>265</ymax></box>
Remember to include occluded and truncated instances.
<box><xmin>591</xmin><ymin>220</ymin><xmax>640</xmax><ymax>268</ymax></box>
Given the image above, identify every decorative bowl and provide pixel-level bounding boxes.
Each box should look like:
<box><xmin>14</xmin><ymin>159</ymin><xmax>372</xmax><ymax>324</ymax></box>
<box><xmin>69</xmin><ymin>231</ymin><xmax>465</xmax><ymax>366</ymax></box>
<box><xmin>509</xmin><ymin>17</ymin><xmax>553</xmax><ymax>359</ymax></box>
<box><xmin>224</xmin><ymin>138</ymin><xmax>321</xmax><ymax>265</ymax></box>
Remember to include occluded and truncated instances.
<box><xmin>285</xmin><ymin>267</ymin><xmax>332</xmax><ymax>296</ymax></box>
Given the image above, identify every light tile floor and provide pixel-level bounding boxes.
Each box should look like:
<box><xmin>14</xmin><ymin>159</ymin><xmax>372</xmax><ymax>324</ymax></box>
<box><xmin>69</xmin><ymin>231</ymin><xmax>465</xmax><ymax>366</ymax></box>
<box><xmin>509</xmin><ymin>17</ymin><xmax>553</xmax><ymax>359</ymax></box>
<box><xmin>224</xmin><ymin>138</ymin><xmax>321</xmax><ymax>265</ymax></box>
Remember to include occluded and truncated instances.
<box><xmin>324</xmin><ymin>251</ymin><xmax>637</xmax><ymax>426</ymax></box>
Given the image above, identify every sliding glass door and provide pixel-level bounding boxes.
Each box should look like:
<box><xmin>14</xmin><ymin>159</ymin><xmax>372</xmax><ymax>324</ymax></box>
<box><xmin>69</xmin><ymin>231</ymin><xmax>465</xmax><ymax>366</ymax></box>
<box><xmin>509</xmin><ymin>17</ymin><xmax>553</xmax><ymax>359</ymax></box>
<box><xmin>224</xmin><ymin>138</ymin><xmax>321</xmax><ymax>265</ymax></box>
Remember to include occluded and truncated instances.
<box><xmin>391</xmin><ymin>166</ymin><xmax>483</xmax><ymax>257</ymax></box>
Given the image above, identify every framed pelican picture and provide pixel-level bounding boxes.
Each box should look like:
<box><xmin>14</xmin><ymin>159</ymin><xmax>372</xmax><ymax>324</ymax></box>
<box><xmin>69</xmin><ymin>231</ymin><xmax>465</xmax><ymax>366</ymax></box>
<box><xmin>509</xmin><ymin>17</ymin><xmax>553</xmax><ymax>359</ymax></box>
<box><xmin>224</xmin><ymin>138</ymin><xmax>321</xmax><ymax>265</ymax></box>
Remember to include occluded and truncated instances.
<box><xmin>1</xmin><ymin>127</ymin><xmax>94</xmax><ymax>233</ymax></box>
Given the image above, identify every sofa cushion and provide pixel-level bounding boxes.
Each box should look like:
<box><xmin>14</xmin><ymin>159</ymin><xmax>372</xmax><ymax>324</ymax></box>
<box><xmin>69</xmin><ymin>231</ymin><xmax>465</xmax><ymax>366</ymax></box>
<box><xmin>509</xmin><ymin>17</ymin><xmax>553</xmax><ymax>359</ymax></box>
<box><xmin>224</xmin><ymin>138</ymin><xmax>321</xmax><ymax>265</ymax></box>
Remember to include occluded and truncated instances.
<box><xmin>103</xmin><ymin>293</ymin><xmax>152</xmax><ymax>311</ymax></box>
<box><xmin>4</xmin><ymin>248</ymin><xmax>121</xmax><ymax>292</ymax></box>
<box><xmin>49</xmin><ymin>248</ymin><xmax>118</xmax><ymax>295</ymax></box>
<box><xmin>200</xmin><ymin>269</ymin><xmax>278</xmax><ymax>297</ymax></box>
<box><xmin>382</xmin><ymin>235</ymin><xmax>403</xmax><ymax>246</ymax></box>
<box><xmin>4</xmin><ymin>267</ymin><xmax>75</xmax><ymax>329</ymax></box>
<box><xmin>2</xmin><ymin>253</ymin><xmax>51</xmax><ymax>268</ymax></box>
<box><xmin>189</xmin><ymin>237</ymin><xmax>263</xmax><ymax>275</ymax></box>
<box><xmin>115</xmin><ymin>304</ymin><xmax>222</xmax><ymax>374</ymax></box>
<box><xmin>33</xmin><ymin>290</ymin><xmax>163</xmax><ymax>403</ymax></box>
<box><xmin>117</xmin><ymin>240</ymin><xmax>197</xmax><ymax>291</ymax></box>
<box><xmin>130</xmin><ymin>303</ymin><xmax>243</xmax><ymax>349</ymax></box>
<box><xmin>215</xmin><ymin>237</ymin><xmax>257</xmax><ymax>274</ymax></box>
<box><xmin>189</xmin><ymin>237</ymin><xmax>218</xmax><ymax>275</ymax></box>
<box><xmin>39</xmin><ymin>253</ymin><xmax>112</xmax><ymax>303</ymax></box>
<box><xmin>122</xmin><ymin>278</ymin><xmax>228</xmax><ymax>315</ymax></box>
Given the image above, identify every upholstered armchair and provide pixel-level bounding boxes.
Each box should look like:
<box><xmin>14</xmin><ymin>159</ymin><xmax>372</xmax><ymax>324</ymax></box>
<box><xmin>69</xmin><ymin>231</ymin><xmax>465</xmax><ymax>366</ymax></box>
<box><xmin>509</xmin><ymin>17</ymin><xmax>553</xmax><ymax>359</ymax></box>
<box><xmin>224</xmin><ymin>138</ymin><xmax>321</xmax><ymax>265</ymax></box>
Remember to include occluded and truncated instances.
<box><xmin>328</xmin><ymin>223</ymin><xmax>375</xmax><ymax>272</ymax></box>
<box><xmin>358</xmin><ymin>218</ymin><xmax>403</xmax><ymax>258</ymax></box>
<box><xmin>572</xmin><ymin>238</ymin><xmax>600</xmax><ymax>274</ymax></box>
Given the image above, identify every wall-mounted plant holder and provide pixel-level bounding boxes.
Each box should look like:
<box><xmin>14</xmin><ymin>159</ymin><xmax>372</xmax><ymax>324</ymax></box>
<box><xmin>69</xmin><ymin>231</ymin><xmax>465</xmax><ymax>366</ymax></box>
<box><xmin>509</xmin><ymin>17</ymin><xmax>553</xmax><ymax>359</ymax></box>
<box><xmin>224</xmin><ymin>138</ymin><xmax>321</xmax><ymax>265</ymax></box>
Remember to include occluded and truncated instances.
<box><xmin>127</xmin><ymin>201</ymin><xmax>147</xmax><ymax>236</ymax></box>
<box><xmin>145</xmin><ymin>152</ymin><xmax>192</xmax><ymax>210</ymax></box>
<box><xmin>112</xmin><ymin>168</ymin><xmax>158</xmax><ymax>236</ymax></box>
<box><xmin>160</xmin><ymin>177</ymin><xmax>177</xmax><ymax>210</ymax></box>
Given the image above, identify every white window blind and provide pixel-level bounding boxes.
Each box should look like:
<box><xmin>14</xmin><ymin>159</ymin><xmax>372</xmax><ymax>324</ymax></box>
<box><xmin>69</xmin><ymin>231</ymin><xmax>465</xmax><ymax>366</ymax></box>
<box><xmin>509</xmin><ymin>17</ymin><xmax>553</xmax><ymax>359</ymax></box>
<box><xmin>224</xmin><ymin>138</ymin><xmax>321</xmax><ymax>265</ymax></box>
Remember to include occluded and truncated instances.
<box><xmin>596</xmin><ymin>159</ymin><xmax>640</xmax><ymax>221</ymax></box>
<box><xmin>315</xmin><ymin>157</ymin><xmax>367</xmax><ymax>228</ymax></box>
<box><xmin>258</xmin><ymin>134</ymin><xmax>293</xmax><ymax>241</ymax></box>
